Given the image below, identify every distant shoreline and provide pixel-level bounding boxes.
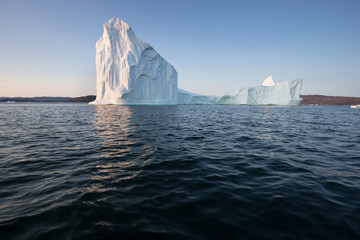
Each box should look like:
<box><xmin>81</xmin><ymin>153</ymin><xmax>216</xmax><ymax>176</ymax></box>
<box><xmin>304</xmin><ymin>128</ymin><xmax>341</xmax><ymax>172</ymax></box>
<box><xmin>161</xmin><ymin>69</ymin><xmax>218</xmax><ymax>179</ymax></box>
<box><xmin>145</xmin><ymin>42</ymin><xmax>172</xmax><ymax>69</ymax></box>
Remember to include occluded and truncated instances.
<box><xmin>1</xmin><ymin>95</ymin><xmax>359</xmax><ymax>105</ymax></box>
<box><xmin>299</xmin><ymin>95</ymin><xmax>360</xmax><ymax>105</ymax></box>
<box><xmin>0</xmin><ymin>95</ymin><xmax>96</xmax><ymax>103</ymax></box>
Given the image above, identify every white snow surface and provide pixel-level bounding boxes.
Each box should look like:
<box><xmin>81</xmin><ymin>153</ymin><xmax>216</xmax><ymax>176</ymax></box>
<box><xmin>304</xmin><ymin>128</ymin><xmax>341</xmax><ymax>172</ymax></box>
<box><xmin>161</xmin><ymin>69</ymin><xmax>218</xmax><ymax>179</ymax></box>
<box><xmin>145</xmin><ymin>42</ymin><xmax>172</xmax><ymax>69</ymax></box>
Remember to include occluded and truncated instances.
<box><xmin>91</xmin><ymin>18</ymin><xmax>302</xmax><ymax>105</ymax></box>
<box><xmin>262</xmin><ymin>75</ymin><xmax>275</xmax><ymax>86</ymax></box>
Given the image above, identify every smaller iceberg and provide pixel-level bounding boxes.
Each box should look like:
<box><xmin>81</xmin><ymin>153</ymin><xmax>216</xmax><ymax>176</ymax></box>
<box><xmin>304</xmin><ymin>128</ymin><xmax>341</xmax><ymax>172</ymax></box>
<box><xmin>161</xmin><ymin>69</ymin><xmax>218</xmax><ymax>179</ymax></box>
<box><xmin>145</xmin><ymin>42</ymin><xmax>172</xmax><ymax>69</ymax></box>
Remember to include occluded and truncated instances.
<box><xmin>177</xmin><ymin>76</ymin><xmax>302</xmax><ymax>105</ymax></box>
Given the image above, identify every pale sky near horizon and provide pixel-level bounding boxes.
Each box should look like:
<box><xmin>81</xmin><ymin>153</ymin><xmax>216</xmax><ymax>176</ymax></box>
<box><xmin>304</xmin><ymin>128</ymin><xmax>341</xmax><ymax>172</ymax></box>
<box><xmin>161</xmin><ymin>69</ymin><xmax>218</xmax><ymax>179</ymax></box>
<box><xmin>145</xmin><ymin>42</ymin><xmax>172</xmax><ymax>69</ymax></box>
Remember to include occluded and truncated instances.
<box><xmin>0</xmin><ymin>0</ymin><xmax>359</xmax><ymax>97</ymax></box>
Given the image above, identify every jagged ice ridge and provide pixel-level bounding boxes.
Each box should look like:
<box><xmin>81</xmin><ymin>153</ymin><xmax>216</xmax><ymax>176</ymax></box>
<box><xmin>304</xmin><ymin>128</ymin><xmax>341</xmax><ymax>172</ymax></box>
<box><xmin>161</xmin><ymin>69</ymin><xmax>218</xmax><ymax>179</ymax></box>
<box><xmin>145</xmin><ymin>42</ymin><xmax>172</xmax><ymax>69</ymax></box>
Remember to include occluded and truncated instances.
<box><xmin>90</xmin><ymin>18</ymin><xmax>302</xmax><ymax>105</ymax></box>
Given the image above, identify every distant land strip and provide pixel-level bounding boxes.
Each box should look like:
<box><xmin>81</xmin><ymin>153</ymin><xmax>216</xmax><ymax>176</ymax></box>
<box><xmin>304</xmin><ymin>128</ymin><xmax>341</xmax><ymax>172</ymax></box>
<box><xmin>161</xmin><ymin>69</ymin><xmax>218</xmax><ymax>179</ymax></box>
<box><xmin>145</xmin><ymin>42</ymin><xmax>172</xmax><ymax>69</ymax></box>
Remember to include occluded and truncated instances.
<box><xmin>0</xmin><ymin>95</ymin><xmax>359</xmax><ymax>105</ymax></box>
<box><xmin>0</xmin><ymin>96</ymin><xmax>96</xmax><ymax>103</ymax></box>
<box><xmin>300</xmin><ymin>95</ymin><xmax>360</xmax><ymax>105</ymax></box>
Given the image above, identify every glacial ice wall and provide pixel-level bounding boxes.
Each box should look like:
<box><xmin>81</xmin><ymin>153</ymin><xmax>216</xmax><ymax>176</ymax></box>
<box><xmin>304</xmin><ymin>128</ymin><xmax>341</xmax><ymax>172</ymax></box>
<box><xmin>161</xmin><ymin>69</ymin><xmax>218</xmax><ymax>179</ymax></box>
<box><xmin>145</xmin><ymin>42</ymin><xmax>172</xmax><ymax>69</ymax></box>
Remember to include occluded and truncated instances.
<box><xmin>90</xmin><ymin>18</ymin><xmax>302</xmax><ymax>105</ymax></box>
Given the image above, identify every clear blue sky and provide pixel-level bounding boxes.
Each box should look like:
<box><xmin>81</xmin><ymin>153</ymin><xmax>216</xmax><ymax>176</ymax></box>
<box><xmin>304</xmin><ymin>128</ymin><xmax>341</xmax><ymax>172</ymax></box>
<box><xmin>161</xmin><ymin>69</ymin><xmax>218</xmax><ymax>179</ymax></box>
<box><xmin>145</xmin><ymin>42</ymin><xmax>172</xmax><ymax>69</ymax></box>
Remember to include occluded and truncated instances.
<box><xmin>0</xmin><ymin>0</ymin><xmax>359</xmax><ymax>97</ymax></box>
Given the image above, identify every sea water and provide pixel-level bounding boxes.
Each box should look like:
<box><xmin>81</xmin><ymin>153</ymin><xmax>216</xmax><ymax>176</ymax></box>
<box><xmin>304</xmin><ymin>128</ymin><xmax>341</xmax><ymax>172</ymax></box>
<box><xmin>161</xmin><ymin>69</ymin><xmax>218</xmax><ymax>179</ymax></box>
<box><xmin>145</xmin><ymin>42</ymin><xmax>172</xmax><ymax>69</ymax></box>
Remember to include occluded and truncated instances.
<box><xmin>0</xmin><ymin>104</ymin><xmax>359</xmax><ymax>239</ymax></box>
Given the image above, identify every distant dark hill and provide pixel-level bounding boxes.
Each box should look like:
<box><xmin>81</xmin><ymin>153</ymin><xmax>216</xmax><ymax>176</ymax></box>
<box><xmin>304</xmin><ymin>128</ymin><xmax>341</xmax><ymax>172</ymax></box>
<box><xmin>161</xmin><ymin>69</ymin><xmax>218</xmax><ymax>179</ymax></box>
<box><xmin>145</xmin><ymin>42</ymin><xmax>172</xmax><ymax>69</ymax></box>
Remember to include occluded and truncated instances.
<box><xmin>0</xmin><ymin>96</ymin><xmax>96</xmax><ymax>103</ymax></box>
<box><xmin>67</xmin><ymin>95</ymin><xmax>96</xmax><ymax>102</ymax></box>
<box><xmin>0</xmin><ymin>97</ymin><xmax>72</xmax><ymax>102</ymax></box>
<box><xmin>301</xmin><ymin>95</ymin><xmax>360</xmax><ymax>105</ymax></box>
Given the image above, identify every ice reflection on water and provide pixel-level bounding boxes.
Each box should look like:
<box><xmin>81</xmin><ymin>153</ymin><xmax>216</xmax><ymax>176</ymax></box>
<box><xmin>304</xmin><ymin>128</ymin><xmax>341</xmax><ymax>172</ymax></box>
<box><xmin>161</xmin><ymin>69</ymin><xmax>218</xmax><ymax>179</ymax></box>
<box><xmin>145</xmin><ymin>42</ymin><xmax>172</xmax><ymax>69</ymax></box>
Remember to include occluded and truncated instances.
<box><xmin>89</xmin><ymin>105</ymin><xmax>155</xmax><ymax>193</ymax></box>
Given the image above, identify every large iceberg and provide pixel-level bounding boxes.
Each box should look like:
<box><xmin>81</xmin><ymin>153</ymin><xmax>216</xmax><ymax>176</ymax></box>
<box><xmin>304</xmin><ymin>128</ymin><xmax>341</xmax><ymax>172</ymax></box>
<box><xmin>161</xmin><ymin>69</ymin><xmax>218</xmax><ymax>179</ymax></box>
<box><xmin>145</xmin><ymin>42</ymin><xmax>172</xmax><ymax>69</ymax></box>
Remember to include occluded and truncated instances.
<box><xmin>91</xmin><ymin>18</ymin><xmax>302</xmax><ymax>105</ymax></box>
<box><xmin>91</xmin><ymin>18</ymin><xmax>178</xmax><ymax>105</ymax></box>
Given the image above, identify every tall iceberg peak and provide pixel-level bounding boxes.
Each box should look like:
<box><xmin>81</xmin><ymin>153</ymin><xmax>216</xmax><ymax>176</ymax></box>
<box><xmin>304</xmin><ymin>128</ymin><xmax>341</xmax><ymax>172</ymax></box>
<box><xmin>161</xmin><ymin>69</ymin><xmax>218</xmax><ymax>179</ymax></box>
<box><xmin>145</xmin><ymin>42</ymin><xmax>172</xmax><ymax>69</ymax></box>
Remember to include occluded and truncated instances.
<box><xmin>104</xmin><ymin>17</ymin><xmax>131</xmax><ymax>32</ymax></box>
<box><xmin>91</xmin><ymin>18</ymin><xmax>178</xmax><ymax>104</ymax></box>
<box><xmin>91</xmin><ymin>18</ymin><xmax>302</xmax><ymax>105</ymax></box>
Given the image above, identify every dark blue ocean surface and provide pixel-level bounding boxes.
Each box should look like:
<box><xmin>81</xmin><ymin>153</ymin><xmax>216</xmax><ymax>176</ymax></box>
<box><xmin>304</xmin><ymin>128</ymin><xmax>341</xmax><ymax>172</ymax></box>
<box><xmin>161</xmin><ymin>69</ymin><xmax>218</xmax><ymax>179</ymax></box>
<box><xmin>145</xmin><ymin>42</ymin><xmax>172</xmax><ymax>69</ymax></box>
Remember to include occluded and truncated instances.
<box><xmin>0</xmin><ymin>104</ymin><xmax>359</xmax><ymax>239</ymax></box>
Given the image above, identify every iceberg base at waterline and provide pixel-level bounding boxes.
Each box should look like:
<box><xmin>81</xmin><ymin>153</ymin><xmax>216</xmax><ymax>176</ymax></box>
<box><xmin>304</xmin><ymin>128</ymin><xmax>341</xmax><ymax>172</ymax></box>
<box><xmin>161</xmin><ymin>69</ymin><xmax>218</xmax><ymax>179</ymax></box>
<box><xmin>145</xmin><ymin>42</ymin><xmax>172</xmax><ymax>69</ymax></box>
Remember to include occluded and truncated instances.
<box><xmin>91</xmin><ymin>77</ymin><xmax>302</xmax><ymax>106</ymax></box>
<box><xmin>90</xmin><ymin>18</ymin><xmax>302</xmax><ymax>106</ymax></box>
